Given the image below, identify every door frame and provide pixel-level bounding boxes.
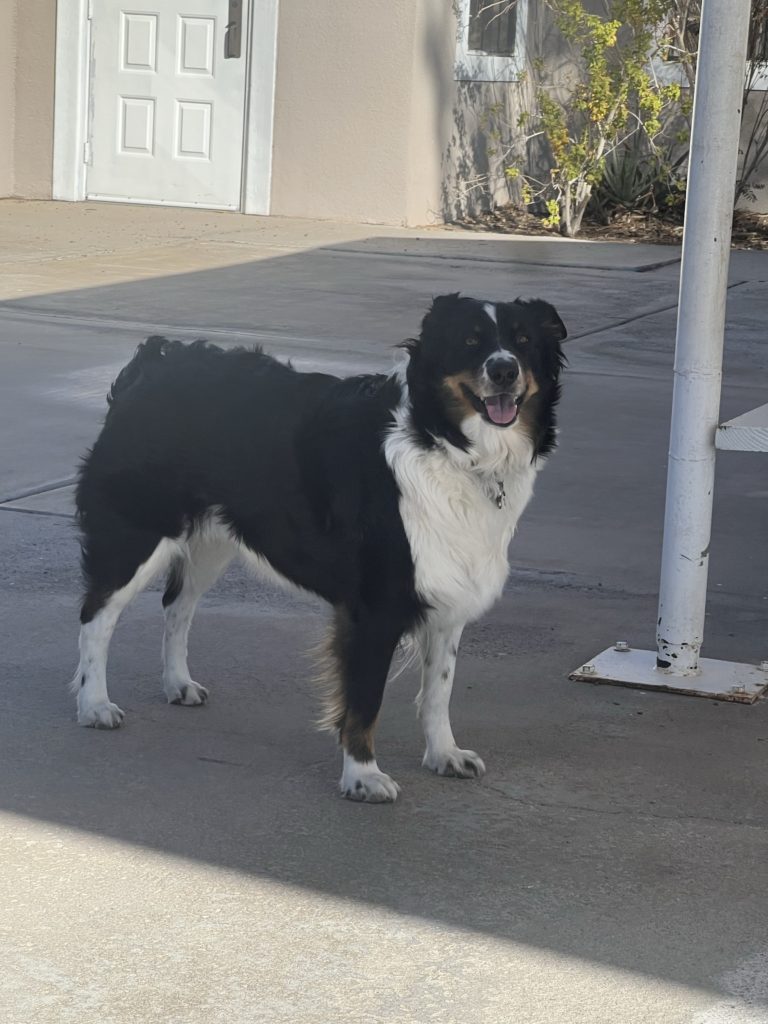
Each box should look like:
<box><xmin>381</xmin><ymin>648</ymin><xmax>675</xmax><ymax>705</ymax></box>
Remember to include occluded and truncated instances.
<box><xmin>52</xmin><ymin>0</ymin><xmax>279</xmax><ymax>214</ymax></box>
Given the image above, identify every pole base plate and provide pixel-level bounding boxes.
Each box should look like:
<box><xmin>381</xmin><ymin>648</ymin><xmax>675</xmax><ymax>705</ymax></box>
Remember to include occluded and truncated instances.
<box><xmin>570</xmin><ymin>648</ymin><xmax>768</xmax><ymax>704</ymax></box>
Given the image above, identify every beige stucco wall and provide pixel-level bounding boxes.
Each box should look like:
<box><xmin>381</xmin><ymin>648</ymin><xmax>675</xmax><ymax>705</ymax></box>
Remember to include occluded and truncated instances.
<box><xmin>270</xmin><ymin>0</ymin><xmax>455</xmax><ymax>226</ymax></box>
<box><xmin>0</xmin><ymin>2</ymin><xmax>17</xmax><ymax>196</ymax></box>
<box><xmin>405</xmin><ymin>0</ymin><xmax>457</xmax><ymax>225</ymax></box>
<box><xmin>0</xmin><ymin>0</ymin><xmax>56</xmax><ymax>199</ymax></box>
<box><xmin>15</xmin><ymin>0</ymin><xmax>57</xmax><ymax>198</ymax></box>
<box><xmin>270</xmin><ymin>0</ymin><xmax>417</xmax><ymax>224</ymax></box>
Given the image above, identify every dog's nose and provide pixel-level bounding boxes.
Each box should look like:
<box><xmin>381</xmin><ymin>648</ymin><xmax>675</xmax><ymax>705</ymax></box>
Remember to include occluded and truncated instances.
<box><xmin>485</xmin><ymin>356</ymin><xmax>519</xmax><ymax>388</ymax></box>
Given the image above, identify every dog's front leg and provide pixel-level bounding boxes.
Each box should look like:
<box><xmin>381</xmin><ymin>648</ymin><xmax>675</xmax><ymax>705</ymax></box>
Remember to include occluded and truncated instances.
<box><xmin>324</xmin><ymin>607</ymin><xmax>404</xmax><ymax>803</ymax></box>
<box><xmin>418</xmin><ymin>620</ymin><xmax>486</xmax><ymax>779</ymax></box>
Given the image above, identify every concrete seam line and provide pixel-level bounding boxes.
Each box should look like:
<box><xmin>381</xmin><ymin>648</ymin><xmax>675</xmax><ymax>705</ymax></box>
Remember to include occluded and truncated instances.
<box><xmin>0</xmin><ymin>477</ymin><xmax>78</xmax><ymax>505</ymax></box>
<box><xmin>569</xmin><ymin>280</ymin><xmax>749</xmax><ymax>343</ymax></box>
<box><xmin>0</xmin><ymin>506</ymin><xmax>75</xmax><ymax>520</ymax></box>
<box><xmin>317</xmin><ymin>244</ymin><xmax>682</xmax><ymax>274</ymax></box>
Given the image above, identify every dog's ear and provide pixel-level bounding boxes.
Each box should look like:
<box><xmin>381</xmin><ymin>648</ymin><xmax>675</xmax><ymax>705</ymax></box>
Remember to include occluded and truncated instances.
<box><xmin>428</xmin><ymin>293</ymin><xmax>462</xmax><ymax>314</ymax></box>
<box><xmin>401</xmin><ymin>293</ymin><xmax>462</xmax><ymax>354</ymax></box>
<box><xmin>519</xmin><ymin>299</ymin><xmax>568</xmax><ymax>342</ymax></box>
<box><xmin>420</xmin><ymin>293</ymin><xmax>462</xmax><ymax>336</ymax></box>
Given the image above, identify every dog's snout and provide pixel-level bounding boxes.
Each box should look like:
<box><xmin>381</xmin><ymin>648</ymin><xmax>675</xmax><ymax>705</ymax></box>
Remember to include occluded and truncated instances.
<box><xmin>485</xmin><ymin>356</ymin><xmax>519</xmax><ymax>388</ymax></box>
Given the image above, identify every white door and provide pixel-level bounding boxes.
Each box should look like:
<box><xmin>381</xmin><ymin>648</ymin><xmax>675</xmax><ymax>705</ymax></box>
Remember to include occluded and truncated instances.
<box><xmin>86</xmin><ymin>0</ymin><xmax>248</xmax><ymax>209</ymax></box>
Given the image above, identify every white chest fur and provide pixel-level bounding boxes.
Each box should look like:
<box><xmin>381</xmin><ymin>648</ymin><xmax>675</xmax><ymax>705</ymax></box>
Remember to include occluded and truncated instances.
<box><xmin>384</xmin><ymin>407</ymin><xmax>538</xmax><ymax>626</ymax></box>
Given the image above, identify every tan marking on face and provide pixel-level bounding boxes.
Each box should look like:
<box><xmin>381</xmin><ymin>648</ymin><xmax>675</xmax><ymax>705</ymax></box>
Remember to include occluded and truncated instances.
<box><xmin>517</xmin><ymin>394</ymin><xmax>537</xmax><ymax>427</ymax></box>
<box><xmin>442</xmin><ymin>371</ymin><xmax>480</xmax><ymax>424</ymax></box>
<box><xmin>515</xmin><ymin>368</ymin><xmax>542</xmax><ymax>442</ymax></box>
<box><xmin>523</xmin><ymin>367</ymin><xmax>540</xmax><ymax>398</ymax></box>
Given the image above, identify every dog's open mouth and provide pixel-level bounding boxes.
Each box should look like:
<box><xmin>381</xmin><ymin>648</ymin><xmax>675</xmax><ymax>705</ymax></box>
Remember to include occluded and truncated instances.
<box><xmin>483</xmin><ymin>393</ymin><xmax>518</xmax><ymax>426</ymax></box>
<box><xmin>462</xmin><ymin>385</ymin><xmax>523</xmax><ymax>427</ymax></box>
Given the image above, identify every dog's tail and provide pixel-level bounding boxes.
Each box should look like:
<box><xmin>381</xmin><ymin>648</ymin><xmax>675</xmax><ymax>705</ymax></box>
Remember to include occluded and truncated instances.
<box><xmin>107</xmin><ymin>335</ymin><xmax>175</xmax><ymax>407</ymax></box>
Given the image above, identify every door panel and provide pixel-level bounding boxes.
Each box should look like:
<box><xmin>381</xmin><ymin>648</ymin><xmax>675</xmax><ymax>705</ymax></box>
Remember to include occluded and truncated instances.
<box><xmin>87</xmin><ymin>0</ymin><xmax>248</xmax><ymax>209</ymax></box>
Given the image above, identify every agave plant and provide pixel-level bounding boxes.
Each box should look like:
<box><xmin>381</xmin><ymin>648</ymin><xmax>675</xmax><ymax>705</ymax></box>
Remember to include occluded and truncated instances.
<box><xmin>589</xmin><ymin>144</ymin><xmax>660</xmax><ymax>221</ymax></box>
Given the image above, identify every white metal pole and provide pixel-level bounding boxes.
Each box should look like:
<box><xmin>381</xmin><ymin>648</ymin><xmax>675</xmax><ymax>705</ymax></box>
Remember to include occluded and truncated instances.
<box><xmin>656</xmin><ymin>0</ymin><xmax>752</xmax><ymax>675</ymax></box>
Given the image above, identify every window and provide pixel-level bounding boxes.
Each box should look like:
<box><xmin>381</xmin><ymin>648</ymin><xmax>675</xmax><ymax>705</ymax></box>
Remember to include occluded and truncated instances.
<box><xmin>468</xmin><ymin>0</ymin><xmax>518</xmax><ymax>55</ymax></box>
<box><xmin>455</xmin><ymin>0</ymin><xmax>528</xmax><ymax>82</ymax></box>
<box><xmin>747</xmin><ymin>6</ymin><xmax>768</xmax><ymax>86</ymax></box>
<box><xmin>750</xmin><ymin>11</ymin><xmax>768</xmax><ymax>62</ymax></box>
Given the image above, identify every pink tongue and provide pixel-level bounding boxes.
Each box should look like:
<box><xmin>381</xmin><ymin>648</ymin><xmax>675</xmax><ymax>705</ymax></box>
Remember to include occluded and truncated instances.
<box><xmin>484</xmin><ymin>394</ymin><xmax>518</xmax><ymax>425</ymax></box>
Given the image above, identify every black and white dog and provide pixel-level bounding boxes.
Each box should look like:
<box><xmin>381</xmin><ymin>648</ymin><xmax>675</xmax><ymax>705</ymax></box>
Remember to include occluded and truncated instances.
<box><xmin>71</xmin><ymin>293</ymin><xmax>567</xmax><ymax>801</ymax></box>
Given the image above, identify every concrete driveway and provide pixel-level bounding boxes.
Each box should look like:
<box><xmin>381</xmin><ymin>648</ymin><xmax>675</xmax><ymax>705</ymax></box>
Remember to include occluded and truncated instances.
<box><xmin>1</xmin><ymin>201</ymin><xmax>767</xmax><ymax>1024</ymax></box>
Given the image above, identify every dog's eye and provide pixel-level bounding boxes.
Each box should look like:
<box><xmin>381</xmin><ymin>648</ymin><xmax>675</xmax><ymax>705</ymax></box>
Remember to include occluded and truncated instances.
<box><xmin>518</xmin><ymin>335</ymin><xmax>529</xmax><ymax>345</ymax></box>
<box><xmin>465</xmin><ymin>337</ymin><xmax>479</xmax><ymax>346</ymax></box>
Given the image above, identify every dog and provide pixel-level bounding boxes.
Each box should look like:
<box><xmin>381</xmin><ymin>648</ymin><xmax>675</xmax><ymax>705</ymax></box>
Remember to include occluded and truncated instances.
<box><xmin>71</xmin><ymin>293</ymin><xmax>567</xmax><ymax>801</ymax></box>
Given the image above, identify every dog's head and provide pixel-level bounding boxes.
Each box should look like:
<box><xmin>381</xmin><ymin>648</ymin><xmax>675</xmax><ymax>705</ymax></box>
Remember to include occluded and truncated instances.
<box><xmin>403</xmin><ymin>293</ymin><xmax>567</xmax><ymax>456</ymax></box>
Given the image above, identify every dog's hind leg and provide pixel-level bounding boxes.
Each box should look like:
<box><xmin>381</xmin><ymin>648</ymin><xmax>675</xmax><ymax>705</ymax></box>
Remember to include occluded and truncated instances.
<box><xmin>73</xmin><ymin>532</ymin><xmax>179</xmax><ymax>728</ymax></box>
<box><xmin>161</xmin><ymin>535</ymin><xmax>234</xmax><ymax>705</ymax></box>
<box><xmin>417</xmin><ymin>618</ymin><xmax>486</xmax><ymax>779</ymax></box>
<box><xmin>320</xmin><ymin>607</ymin><xmax>406</xmax><ymax>803</ymax></box>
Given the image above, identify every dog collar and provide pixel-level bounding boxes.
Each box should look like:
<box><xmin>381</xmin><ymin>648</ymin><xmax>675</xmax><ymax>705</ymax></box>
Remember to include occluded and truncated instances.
<box><xmin>494</xmin><ymin>480</ymin><xmax>506</xmax><ymax>510</ymax></box>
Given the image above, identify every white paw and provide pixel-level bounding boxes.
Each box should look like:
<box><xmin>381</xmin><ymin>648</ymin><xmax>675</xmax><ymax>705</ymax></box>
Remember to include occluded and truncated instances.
<box><xmin>340</xmin><ymin>757</ymin><xmax>400</xmax><ymax>803</ymax></box>
<box><xmin>164</xmin><ymin>679</ymin><xmax>209</xmax><ymax>706</ymax></box>
<box><xmin>78</xmin><ymin>700</ymin><xmax>125</xmax><ymax>729</ymax></box>
<box><xmin>423</xmin><ymin>746</ymin><xmax>486</xmax><ymax>779</ymax></box>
